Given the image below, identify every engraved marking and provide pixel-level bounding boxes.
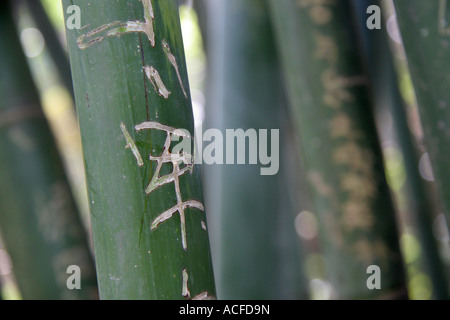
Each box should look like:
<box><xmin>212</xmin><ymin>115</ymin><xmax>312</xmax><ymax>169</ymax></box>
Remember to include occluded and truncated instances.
<box><xmin>109</xmin><ymin>0</ymin><xmax>155</xmax><ymax>45</ymax></box>
<box><xmin>78</xmin><ymin>0</ymin><xmax>209</xmax><ymax>296</ymax></box>
<box><xmin>144</xmin><ymin>146</ymin><xmax>193</xmax><ymax>195</ymax></box>
<box><xmin>143</xmin><ymin>0</ymin><xmax>155</xmax><ymax>46</ymax></box>
<box><xmin>77</xmin><ymin>0</ymin><xmax>155</xmax><ymax>49</ymax></box>
<box><xmin>133</xmin><ymin>121</ymin><xmax>204</xmax><ymax>250</ymax></box>
<box><xmin>109</xmin><ymin>274</ymin><xmax>121</xmax><ymax>282</ymax></box>
<box><xmin>162</xmin><ymin>40</ymin><xmax>188</xmax><ymax>98</ymax></box>
<box><xmin>151</xmin><ymin>201</ymin><xmax>204</xmax><ymax>230</ymax></box>
<box><xmin>135</xmin><ymin>121</ymin><xmax>191</xmax><ymax>137</ymax></box>
<box><xmin>181</xmin><ymin>269</ymin><xmax>216</xmax><ymax>300</ymax></box>
<box><xmin>120</xmin><ymin>122</ymin><xmax>144</xmax><ymax>166</ymax></box>
<box><xmin>144</xmin><ymin>66</ymin><xmax>171</xmax><ymax>99</ymax></box>
<box><xmin>182</xmin><ymin>268</ymin><xmax>190</xmax><ymax>298</ymax></box>
<box><xmin>192</xmin><ymin>292</ymin><xmax>216</xmax><ymax>300</ymax></box>
<box><xmin>77</xmin><ymin>21</ymin><xmax>122</xmax><ymax>49</ymax></box>
<box><xmin>439</xmin><ymin>0</ymin><xmax>450</xmax><ymax>36</ymax></box>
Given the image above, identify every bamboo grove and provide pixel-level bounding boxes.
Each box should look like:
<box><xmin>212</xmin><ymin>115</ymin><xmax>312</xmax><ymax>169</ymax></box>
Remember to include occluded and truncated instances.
<box><xmin>0</xmin><ymin>0</ymin><xmax>448</xmax><ymax>300</ymax></box>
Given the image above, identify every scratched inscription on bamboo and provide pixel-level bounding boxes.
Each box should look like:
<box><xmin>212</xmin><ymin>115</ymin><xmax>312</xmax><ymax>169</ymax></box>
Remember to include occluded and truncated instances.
<box><xmin>76</xmin><ymin>0</ymin><xmax>212</xmax><ymax>299</ymax></box>
<box><xmin>129</xmin><ymin>121</ymin><xmax>204</xmax><ymax>252</ymax></box>
<box><xmin>77</xmin><ymin>0</ymin><xmax>187</xmax><ymax>99</ymax></box>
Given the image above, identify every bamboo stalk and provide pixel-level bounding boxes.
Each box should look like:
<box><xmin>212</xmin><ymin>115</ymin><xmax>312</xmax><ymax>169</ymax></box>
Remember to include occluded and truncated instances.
<box><xmin>203</xmin><ymin>0</ymin><xmax>307</xmax><ymax>299</ymax></box>
<box><xmin>352</xmin><ymin>0</ymin><xmax>448</xmax><ymax>300</ymax></box>
<box><xmin>268</xmin><ymin>0</ymin><xmax>407</xmax><ymax>299</ymax></box>
<box><xmin>392</xmin><ymin>0</ymin><xmax>450</xmax><ymax>233</ymax></box>
<box><xmin>62</xmin><ymin>0</ymin><xmax>215</xmax><ymax>299</ymax></box>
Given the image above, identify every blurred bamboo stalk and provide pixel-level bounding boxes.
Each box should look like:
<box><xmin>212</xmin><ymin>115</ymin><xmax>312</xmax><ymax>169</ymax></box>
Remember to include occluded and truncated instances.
<box><xmin>203</xmin><ymin>0</ymin><xmax>307</xmax><ymax>299</ymax></box>
<box><xmin>268</xmin><ymin>0</ymin><xmax>407</xmax><ymax>298</ymax></box>
<box><xmin>0</xmin><ymin>1</ymin><xmax>97</xmax><ymax>299</ymax></box>
<box><xmin>23</xmin><ymin>0</ymin><xmax>75</xmax><ymax>100</ymax></box>
<box><xmin>353</xmin><ymin>0</ymin><xmax>448</xmax><ymax>300</ymax></box>
<box><xmin>392</xmin><ymin>0</ymin><xmax>450</xmax><ymax>234</ymax></box>
<box><xmin>192</xmin><ymin>0</ymin><xmax>208</xmax><ymax>52</ymax></box>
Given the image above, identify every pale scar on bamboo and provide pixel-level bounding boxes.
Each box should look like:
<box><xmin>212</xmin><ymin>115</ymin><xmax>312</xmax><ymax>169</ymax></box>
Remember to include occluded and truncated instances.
<box><xmin>77</xmin><ymin>0</ymin><xmax>186</xmax><ymax>99</ymax></box>
<box><xmin>77</xmin><ymin>0</ymin><xmax>155</xmax><ymax>49</ymax></box>
<box><xmin>144</xmin><ymin>66</ymin><xmax>171</xmax><ymax>99</ymax></box>
<box><xmin>182</xmin><ymin>268</ymin><xmax>190</xmax><ymax>298</ymax></box>
<box><xmin>120</xmin><ymin>122</ymin><xmax>144</xmax><ymax>166</ymax></box>
<box><xmin>121</xmin><ymin>122</ymin><xmax>211</xmax><ymax>297</ymax></box>
<box><xmin>182</xmin><ymin>268</ymin><xmax>215</xmax><ymax>300</ymax></box>
<box><xmin>134</xmin><ymin>122</ymin><xmax>204</xmax><ymax>251</ymax></box>
<box><xmin>120</xmin><ymin>122</ymin><xmax>205</xmax><ymax>251</ymax></box>
<box><xmin>162</xmin><ymin>40</ymin><xmax>188</xmax><ymax>98</ymax></box>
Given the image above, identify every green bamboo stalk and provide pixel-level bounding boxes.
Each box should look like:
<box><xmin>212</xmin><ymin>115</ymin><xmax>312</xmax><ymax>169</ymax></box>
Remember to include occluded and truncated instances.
<box><xmin>393</xmin><ymin>0</ymin><xmax>450</xmax><ymax>233</ymax></box>
<box><xmin>62</xmin><ymin>0</ymin><xmax>215</xmax><ymax>299</ymax></box>
<box><xmin>203</xmin><ymin>0</ymin><xmax>307</xmax><ymax>299</ymax></box>
<box><xmin>268</xmin><ymin>0</ymin><xmax>407</xmax><ymax>299</ymax></box>
<box><xmin>0</xmin><ymin>1</ymin><xmax>97</xmax><ymax>300</ymax></box>
<box><xmin>352</xmin><ymin>0</ymin><xmax>448</xmax><ymax>300</ymax></box>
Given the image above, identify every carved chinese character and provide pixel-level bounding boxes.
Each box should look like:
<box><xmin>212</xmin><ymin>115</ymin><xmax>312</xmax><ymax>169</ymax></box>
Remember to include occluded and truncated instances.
<box><xmin>121</xmin><ymin>121</ymin><xmax>204</xmax><ymax>251</ymax></box>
